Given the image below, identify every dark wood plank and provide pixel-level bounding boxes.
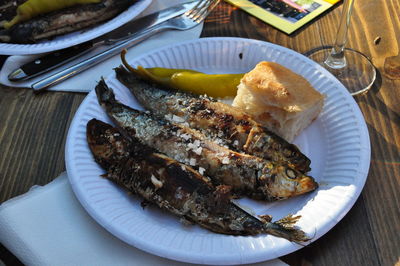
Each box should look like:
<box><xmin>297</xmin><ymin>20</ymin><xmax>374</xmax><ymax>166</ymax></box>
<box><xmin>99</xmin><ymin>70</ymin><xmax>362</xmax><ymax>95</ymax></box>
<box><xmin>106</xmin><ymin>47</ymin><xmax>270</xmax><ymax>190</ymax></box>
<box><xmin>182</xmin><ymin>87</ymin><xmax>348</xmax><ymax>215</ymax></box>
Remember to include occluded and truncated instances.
<box><xmin>0</xmin><ymin>87</ymin><xmax>85</xmax><ymax>202</ymax></box>
<box><xmin>282</xmin><ymin>196</ymin><xmax>380</xmax><ymax>266</ymax></box>
<box><xmin>349</xmin><ymin>1</ymin><xmax>400</xmax><ymax>265</ymax></box>
<box><xmin>0</xmin><ymin>0</ymin><xmax>399</xmax><ymax>265</ymax></box>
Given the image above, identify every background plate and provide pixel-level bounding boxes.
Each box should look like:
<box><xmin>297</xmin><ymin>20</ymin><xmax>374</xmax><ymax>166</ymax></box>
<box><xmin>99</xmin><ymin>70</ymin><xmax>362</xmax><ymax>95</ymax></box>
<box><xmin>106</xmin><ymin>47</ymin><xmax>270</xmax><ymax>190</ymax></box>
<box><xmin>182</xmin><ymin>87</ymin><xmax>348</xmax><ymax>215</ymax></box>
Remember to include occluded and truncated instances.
<box><xmin>0</xmin><ymin>0</ymin><xmax>152</xmax><ymax>55</ymax></box>
<box><xmin>65</xmin><ymin>37</ymin><xmax>370</xmax><ymax>265</ymax></box>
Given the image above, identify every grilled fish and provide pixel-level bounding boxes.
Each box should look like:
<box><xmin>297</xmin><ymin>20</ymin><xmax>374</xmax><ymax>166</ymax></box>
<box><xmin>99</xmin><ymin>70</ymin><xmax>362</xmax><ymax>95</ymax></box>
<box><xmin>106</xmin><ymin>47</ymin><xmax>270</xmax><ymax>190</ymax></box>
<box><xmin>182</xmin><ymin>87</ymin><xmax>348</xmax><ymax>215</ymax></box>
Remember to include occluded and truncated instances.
<box><xmin>95</xmin><ymin>79</ymin><xmax>318</xmax><ymax>201</ymax></box>
<box><xmin>0</xmin><ymin>0</ymin><xmax>133</xmax><ymax>43</ymax></box>
<box><xmin>0</xmin><ymin>1</ymin><xmax>24</xmax><ymax>23</ymax></box>
<box><xmin>115</xmin><ymin>66</ymin><xmax>311</xmax><ymax>173</ymax></box>
<box><xmin>86</xmin><ymin>118</ymin><xmax>309</xmax><ymax>241</ymax></box>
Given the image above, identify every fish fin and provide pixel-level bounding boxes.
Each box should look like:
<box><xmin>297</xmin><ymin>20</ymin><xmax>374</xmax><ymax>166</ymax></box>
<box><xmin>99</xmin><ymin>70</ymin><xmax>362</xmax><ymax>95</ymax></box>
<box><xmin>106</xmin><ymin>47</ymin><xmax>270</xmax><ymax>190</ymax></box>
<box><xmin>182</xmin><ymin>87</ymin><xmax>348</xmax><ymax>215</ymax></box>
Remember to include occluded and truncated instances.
<box><xmin>180</xmin><ymin>217</ymin><xmax>195</xmax><ymax>226</ymax></box>
<box><xmin>140</xmin><ymin>200</ymin><xmax>150</xmax><ymax>209</ymax></box>
<box><xmin>100</xmin><ymin>173</ymin><xmax>108</xmax><ymax>178</ymax></box>
<box><xmin>264</xmin><ymin>214</ymin><xmax>310</xmax><ymax>243</ymax></box>
<box><xmin>274</xmin><ymin>214</ymin><xmax>302</xmax><ymax>227</ymax></box>
<box><xmin>258</xmin><ymin>214</ymin><xmax>273</xmax><ymax>223</ymax></box>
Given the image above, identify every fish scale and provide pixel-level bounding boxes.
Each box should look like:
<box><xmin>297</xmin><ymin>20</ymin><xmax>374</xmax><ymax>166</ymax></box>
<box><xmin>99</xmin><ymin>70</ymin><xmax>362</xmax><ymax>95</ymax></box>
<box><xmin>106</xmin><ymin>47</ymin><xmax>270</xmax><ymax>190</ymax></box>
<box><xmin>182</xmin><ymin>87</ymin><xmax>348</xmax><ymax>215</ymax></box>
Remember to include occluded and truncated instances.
<box><xmin>114</xmin><ymin>66</ymin><xmax>312</xmax><ymax>173</ymax></box>
<box><xmin>86</xmin><ymin>118</ymin><xmax>310</xmax><ymax>242</ymax></box>
<box><xmin>95</xmin><ymin>79</ymin><xmax>318</xmax><ymax>201</ymax></box>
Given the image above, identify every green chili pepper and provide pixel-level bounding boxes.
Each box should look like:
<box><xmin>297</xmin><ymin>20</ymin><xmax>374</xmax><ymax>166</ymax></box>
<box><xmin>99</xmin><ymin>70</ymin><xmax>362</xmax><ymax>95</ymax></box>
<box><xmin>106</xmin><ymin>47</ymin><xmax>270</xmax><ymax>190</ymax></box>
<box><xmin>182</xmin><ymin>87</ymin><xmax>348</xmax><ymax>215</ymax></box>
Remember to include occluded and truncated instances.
<box><xmin>120</xmin><ymin>49</ymin><xmax>243</xmax><ymax>98</ymax></box>
<box><xmin>170</xmin><ymin>71</ymin><xmax>244</xmax><ymax>98</ymax></box>
<box><xmin>135</xmin><ymin>66</ymin><xmax>200</xmax><ymax>87</ymax></box>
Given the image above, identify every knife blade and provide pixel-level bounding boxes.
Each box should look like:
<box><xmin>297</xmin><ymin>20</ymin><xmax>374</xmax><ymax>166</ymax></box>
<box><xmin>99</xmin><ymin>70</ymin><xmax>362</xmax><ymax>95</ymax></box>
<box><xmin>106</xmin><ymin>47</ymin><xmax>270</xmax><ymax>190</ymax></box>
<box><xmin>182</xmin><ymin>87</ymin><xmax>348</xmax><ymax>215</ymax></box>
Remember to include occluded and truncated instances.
<box><xmin>8</xmin><ymin>1</ymin><xmax>197</xmax><ymax>82</ymax></box>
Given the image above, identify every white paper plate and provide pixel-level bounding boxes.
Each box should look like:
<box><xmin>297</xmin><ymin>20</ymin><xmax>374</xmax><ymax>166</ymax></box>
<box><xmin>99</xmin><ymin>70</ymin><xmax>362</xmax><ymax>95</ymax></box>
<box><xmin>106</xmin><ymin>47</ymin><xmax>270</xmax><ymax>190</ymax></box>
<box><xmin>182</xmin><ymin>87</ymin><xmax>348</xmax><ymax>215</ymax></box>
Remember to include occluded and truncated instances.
<box><xmin>0</xmin><ymin>0</ymin><xmax>152</xmax><ymax>55</ymax></box>
<box><xmin>65</xmin><ymin>37</ymin><xmax>371</xmax><ymax>265</ymax></box>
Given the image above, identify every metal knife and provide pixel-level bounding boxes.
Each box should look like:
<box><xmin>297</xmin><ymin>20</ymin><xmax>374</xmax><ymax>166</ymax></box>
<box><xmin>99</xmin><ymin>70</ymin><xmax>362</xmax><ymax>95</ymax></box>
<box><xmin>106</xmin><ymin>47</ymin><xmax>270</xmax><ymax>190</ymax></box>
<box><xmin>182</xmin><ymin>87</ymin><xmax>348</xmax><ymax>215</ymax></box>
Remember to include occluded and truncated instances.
<box><xmin>8</xmin><ymin>1</ymin><xmax>197</xmax><ymax>82</ymax></box>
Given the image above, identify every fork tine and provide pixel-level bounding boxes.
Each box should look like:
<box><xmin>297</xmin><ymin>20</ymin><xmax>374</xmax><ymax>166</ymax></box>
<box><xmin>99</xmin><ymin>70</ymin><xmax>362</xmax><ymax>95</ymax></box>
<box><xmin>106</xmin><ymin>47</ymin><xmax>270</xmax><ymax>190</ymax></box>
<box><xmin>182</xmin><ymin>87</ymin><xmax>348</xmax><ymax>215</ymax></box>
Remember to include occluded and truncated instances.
<box><xmin>184</xmin><ymin>0</ymin><xmax>209</xmax><ymax>17</ymax></box>
<box><xmin>192</xmin><ymin>0</ymin><xmax>220</xmax><ymax>23</ymax></box>
<box><xmin>189</xmin><ymin>0</ymin><xmax>212</xmax><ymax>19</ymax></box>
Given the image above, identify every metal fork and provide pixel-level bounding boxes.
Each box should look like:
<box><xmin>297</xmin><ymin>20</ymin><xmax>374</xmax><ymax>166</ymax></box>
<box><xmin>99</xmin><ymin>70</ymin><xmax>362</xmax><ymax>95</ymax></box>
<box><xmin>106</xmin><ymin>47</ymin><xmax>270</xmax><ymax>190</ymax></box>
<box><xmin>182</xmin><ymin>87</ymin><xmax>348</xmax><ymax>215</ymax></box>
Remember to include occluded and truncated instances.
<box><xmin>31</xmin><ymin>0</ymin><xmax>220</xmax><ymax>91</ymax></box>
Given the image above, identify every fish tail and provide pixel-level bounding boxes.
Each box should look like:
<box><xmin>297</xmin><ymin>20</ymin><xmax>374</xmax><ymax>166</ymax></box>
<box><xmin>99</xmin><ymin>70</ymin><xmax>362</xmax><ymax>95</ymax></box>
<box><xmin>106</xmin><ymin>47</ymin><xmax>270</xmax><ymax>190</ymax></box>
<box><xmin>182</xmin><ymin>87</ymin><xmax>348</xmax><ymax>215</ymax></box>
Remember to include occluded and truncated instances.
<box><xmin>95</xmin><ymin>78</ymin><xmax>116</xmax><ymax>106</ymax></box>
<box><xmin>0</xmin><ymin>29</ymin><xmax>11</xmax><ymax>43</ymax></box>
<box><xmin>264</xmin><ymin>214</ymin><xmax>310</xmax><ymax>243</ymax></box>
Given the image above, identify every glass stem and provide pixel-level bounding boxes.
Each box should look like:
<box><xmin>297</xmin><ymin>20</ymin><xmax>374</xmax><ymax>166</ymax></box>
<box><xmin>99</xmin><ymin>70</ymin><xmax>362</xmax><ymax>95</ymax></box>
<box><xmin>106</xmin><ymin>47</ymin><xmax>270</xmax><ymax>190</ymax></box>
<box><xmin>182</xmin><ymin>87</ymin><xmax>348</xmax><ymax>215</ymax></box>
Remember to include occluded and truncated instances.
<box><xmin>324</xmin><ymin>0</ymin><xmax>355</xmax><ymax>69</ymax></box>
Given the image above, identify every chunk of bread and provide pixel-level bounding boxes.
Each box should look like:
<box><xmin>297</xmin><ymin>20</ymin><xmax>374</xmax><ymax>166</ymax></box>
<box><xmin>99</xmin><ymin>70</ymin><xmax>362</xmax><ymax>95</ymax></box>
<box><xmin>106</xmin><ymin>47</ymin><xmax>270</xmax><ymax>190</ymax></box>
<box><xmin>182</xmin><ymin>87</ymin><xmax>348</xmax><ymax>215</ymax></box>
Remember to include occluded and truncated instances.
<box><xmin>232</xmin><ymin>61</ymin><xmax>324</xmax><ymax>142</ymax></box>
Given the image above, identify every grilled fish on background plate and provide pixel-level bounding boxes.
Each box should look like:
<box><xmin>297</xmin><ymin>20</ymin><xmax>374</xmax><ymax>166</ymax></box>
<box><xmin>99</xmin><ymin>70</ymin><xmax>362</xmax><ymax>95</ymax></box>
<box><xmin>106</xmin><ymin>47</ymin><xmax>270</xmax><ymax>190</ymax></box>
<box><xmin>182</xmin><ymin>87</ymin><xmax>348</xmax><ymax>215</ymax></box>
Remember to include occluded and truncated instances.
<box><xmin>95</xmin><ymin>79</ymin><xmax>318</xmax><ymax>201</ymax></box>
<box><xmin>86</xmin><ymin>118</ymin><xmax>310</xmax><ymax>242</ymax></box>
<box><xmin>0</xmin><ymin>0</ymin><xmax>25</xmax><ymax>22</ymax></box>
<box><xmin>114</xmin><ymin>66</ymin><xmax>311</xmax><ymax>173</ymax></box>
<box><xmin>0</xmin><ymin>0</ymin><xmax>134</xmax><ymax>43</ymax></box>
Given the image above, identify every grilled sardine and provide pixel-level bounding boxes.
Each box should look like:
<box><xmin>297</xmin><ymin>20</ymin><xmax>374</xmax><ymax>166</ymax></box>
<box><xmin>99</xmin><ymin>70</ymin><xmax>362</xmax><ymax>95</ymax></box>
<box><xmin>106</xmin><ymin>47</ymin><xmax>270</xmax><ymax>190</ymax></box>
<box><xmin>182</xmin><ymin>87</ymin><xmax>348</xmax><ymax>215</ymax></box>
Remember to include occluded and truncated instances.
<box><xmin>0</xmin><ymin>0</ymin><xmax>133</xmax><ymax>43</ymax></box>
<box><xmin>115</xmin><ymin>66</ymin><xmax>311</xmax><ymax>173</ymax></box>
<box><xmin>0</xmin><ymin>1</ymin><xmax>24</xmax><ymax>23</ymax></box>
<box><xmin>87</xmin><ymin>118</ymin><xmax>310</xmax><ymax>241</ymax></box>
<box><xmin>95</xmin><ymin>79</ymin><xmax>318</xmax><ymax>201</ymax></box>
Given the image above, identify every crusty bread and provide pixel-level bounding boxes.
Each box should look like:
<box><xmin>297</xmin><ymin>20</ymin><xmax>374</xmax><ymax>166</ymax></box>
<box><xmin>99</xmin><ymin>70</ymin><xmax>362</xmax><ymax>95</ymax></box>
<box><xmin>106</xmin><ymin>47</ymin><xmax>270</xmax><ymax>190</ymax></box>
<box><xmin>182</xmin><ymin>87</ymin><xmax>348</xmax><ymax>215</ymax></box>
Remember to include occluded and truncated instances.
<box><xmin>232</xmin><ymin>61</ymin><xmax>324</xmax><ymax>142</ymax></box>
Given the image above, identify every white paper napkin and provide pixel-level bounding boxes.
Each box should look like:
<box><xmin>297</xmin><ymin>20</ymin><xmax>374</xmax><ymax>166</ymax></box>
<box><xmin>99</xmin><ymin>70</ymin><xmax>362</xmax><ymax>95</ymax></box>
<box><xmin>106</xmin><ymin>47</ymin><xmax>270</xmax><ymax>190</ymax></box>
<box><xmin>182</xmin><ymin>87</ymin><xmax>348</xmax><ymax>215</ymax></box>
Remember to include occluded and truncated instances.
<box><xmin>0</xmin><ymin>0</ymin><xmax>203</xmax><ymax>93</ymax></box>
<box><xmin>0</xmin><ymin>172</ymin><xmax>288</xmax><ymax>266</ymax></box>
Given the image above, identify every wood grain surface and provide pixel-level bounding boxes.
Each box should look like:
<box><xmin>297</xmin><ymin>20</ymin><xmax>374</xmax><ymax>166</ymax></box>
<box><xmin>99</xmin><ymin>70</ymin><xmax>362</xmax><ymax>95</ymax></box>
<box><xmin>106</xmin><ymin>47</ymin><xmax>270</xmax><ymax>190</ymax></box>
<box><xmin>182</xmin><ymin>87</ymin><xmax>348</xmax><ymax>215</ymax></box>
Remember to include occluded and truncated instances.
<box><xmin>0</xmin><ymin>0</ymin><xmax>399</xmax><ymax>265</ymax></box>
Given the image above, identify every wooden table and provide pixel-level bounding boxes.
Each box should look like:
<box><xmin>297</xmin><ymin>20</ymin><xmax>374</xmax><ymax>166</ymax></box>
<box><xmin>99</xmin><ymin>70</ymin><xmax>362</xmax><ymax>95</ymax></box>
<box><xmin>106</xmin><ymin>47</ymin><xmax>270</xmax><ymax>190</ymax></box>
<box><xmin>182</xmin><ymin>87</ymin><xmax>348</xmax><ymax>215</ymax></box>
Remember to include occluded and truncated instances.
<box><xmin>0</xmin><ymin>1</ymin><xmax>399</xmax><ymax>265</ymax></box>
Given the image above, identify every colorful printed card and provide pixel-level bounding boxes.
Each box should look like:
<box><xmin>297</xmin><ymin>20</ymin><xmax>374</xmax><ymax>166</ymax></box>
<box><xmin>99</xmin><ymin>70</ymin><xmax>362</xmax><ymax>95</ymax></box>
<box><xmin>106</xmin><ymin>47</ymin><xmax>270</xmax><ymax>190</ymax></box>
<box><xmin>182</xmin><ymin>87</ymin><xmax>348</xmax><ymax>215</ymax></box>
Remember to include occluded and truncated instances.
<box><xmin>225</xmin><ymin>0</ymin><xmax>340</xmax><ymax>34</ymax></box>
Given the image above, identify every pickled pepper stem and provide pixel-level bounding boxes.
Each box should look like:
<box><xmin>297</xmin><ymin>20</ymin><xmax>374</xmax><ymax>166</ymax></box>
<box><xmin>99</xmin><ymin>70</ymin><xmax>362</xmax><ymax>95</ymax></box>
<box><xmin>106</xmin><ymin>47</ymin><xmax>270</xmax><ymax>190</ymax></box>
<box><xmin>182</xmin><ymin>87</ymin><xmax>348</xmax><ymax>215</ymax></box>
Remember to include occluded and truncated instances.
<box><xmin>324</xmin><ymin>0</ymin><xmax>355</xmax><ymax>69</ymax></box>
<box><xmin>120</xmin><ymin>49</ymin><xmax>137</xmax><ymax>73</ymax></box>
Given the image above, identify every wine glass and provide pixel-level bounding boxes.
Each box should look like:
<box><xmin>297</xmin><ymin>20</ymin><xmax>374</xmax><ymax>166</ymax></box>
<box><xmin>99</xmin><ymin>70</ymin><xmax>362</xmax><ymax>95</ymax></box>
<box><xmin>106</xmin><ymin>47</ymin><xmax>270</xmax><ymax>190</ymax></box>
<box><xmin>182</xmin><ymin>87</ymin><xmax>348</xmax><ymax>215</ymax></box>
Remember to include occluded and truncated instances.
<box><xmin>304</xmin><ymin>0</ymin><xmax>376</xmax><ymax>96</ymax></box>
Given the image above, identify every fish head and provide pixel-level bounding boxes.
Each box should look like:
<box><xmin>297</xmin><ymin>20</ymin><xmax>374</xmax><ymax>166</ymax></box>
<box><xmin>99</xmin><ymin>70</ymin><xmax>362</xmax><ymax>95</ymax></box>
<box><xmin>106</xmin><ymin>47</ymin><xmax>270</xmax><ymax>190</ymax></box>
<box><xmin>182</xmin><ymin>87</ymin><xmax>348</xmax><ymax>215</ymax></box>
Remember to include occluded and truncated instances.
<box><xmin>115</xmin><ymin>66</ymin><xmax>171</xmax><ymax>103</ymax></box>
<box><xmin>260</xmin><ymin>164</ymin><xmax>318</xmax><ymax>200</ymax></box>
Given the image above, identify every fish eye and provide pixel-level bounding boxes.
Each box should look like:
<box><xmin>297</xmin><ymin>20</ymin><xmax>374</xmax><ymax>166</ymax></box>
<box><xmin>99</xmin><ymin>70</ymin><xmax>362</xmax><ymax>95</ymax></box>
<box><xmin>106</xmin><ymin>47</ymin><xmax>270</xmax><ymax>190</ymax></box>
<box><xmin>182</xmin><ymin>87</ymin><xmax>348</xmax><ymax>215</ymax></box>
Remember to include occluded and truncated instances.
<box><xmin>285</xmin><ymin>169</ymin><xmax>297</xmax><ymax>179</ymax></box>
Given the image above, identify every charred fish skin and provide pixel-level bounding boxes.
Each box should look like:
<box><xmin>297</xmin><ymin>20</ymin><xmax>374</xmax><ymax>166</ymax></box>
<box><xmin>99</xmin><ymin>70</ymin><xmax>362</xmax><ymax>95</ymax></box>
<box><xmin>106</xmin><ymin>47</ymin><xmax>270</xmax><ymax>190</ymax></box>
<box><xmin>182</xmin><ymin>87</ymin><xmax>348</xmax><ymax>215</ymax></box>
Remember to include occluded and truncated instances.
<box><xmin>114</xmin><ymin>66</ymin><xmax>311</xmax><ymax>173</ymax></box>
<box><xmin>87</xmin><ymin>118</ymin><xmax>310</xmax><ymax>241</ymax></box>
<box><xmin>95</xmin><ymin>79</ymin><xmax>260</xmax><ymax>196</ymax></box>
<box><xmin>0</xmin><ymin>0</ymin><xmax>133</xmax><ymax>43</ymax></box>
<box><xmin>95</xmin><ymin>79</ymin><xmax>318</xmax><ymax>201</ymax></box>
<box><xmin>0</xmin><ymin>0</ymin><xmax>22</xmax><ymax>42</ymax></box>
<box><xmin>0</xmin><ymin>0</ymin><xmax>24</xmax><ymax>22</ymax></box>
